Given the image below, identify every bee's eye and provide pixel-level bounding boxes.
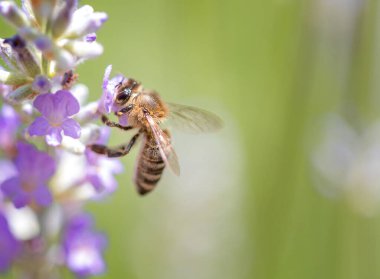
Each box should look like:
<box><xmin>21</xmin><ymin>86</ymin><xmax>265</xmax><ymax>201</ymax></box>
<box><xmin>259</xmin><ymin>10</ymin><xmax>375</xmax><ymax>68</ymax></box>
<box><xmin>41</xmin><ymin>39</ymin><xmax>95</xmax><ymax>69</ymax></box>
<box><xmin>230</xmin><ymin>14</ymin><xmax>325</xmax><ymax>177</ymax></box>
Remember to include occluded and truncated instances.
<box><xmin>116</xmin><ymin>88</ymin><xmax>131</xmax><ymax>103</ymax></box>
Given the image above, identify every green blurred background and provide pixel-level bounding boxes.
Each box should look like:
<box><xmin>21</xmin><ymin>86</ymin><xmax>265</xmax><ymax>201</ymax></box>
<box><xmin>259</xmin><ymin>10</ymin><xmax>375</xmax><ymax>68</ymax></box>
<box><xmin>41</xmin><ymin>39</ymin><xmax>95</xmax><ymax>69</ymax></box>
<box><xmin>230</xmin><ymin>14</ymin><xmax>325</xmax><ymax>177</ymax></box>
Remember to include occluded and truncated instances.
<box><xmin>4</xmin><ymin>0</ymin><xmax>380</xmax><ymax>278</ymax></box>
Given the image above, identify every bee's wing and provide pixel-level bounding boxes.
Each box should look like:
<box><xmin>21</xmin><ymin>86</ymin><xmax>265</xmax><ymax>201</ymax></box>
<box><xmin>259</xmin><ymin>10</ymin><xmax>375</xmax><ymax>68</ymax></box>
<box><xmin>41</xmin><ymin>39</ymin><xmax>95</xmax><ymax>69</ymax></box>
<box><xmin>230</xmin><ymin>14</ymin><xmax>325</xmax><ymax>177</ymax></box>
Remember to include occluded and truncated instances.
<box><xmin>166</xmin><ymin>103</ymin><xmax>223</xmax><ymax>133</ymax></box>
<box><xmin>145</xmin><ymin>113</ymin><xmax>180</xmax><ymax>176</ymax></box>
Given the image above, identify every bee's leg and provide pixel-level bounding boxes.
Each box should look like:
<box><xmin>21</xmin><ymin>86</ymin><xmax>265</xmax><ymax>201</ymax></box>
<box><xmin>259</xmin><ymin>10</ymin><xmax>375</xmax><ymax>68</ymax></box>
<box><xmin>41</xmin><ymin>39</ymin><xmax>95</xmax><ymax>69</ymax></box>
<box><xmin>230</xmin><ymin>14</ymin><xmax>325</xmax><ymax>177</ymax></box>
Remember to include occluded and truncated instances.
<box><xmin>101</xmin><ymin>115</ymin><xmax>133</xmax><ymax>131</ymax></box>
<box><xmin>89</xmin><ymin>132</ymin><xmax>140</xmax><ymax>158</ymax></box>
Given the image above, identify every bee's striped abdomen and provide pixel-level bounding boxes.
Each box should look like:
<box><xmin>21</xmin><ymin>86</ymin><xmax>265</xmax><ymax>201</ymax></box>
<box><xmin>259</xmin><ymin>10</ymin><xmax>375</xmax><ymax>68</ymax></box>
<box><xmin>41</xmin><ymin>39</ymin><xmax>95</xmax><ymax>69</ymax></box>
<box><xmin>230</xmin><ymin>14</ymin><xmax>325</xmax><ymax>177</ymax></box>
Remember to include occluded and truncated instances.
<box><xmin>134</xmin><ymin>135</ymin><xmax>166</xmax><ymax>195</ymax></box>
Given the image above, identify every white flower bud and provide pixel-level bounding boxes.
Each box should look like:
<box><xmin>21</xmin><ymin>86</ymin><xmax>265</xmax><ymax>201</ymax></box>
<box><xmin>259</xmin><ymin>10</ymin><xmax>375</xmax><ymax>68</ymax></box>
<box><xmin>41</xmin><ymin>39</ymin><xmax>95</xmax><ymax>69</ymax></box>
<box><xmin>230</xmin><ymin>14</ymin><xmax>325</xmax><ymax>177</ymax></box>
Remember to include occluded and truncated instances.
<box><xmin>61</xmin><ymin>137</ymin><xmax>86</xmax><ymax>155</ymax></box>
<box><xmin>5</xmin><ymin>205</ymin><xmax>40</xmax><ymax>241</ymax></box>
<box><xmin>71</xmin><ymin>84</ymin><xmax>89</xmax><ymax>105</ymax></box>
<box><xmin>52</xmin><ymin>47</ymin><xmax>76</xmax><ymax>72</ymax></box>
<box><xmin>64</xmin><ymin>41</ymin><xmax>103</xmax><ymax>59</ymax></box>
<box><xmin>64</xmin><ymin>5</ymin><xmax>107</xmax><ymax>38</ymax></box>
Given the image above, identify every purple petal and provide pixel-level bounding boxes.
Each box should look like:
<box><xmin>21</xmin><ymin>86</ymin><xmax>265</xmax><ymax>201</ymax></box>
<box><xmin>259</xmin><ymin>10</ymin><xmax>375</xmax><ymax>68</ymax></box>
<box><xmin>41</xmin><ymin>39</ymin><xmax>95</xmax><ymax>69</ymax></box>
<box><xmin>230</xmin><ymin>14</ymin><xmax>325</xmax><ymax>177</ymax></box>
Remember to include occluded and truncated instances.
<box><xmin>31</xmin><ymin>150</ymin><xmax>56</xmax><ymax>181</ymax></box>
<box><xmin>14</xmin><ymin>142</ymin><xmax>34</xmax><ymax>171</ymax></box>
<box><xmin>13</xmin><ymin>192</ymin><xmax>30</xmax><ymax>209</ymax></box>
<box><xmin>100</xmin><ymin>65</ymin><xmax>115</xmax><ymax>114</ymax></box>
<box><xmin>1</xmin><ymin>177</ymin><xmax>20</xmax><ymax>197</ymax></box>
<box><xmin>87</xmin><ymin>174</ymin><xmax>104</xmax><ymax>192</ymax></box>
<box><xmin>0</xmin><ymin>253</ymin><xmax>12</xmax><ymax>272</ymax></box>
<box><xmin>86</xmin><ymin>33</ymin><xmax>97</xmax><ymax>42</ymax></box>
<box><xmin>2</xmin><ymin>178</ymin><xmax>30</xmax><ymax>208</ymax></box>
<box><xmin>33</xmin><ymin>93</ymin><xmax>55</xmax><ymax>118</ymax></box>
<box><xmin>102</xmin><ymin>65</ymin><xmax>112</xmax><ymax>90</ymax></box>
<box><xmin>62</xmin><ymin>118</ymin><xmax>81</xmax><ymax>139</ymax></box>
<box><xmin>28</xmin><ymin>116</ymin><xmax>50</xmax><ymax>136</ymax></box>
<box><xmin>33</xmin><ymin>185</ymin><xmax>52</xmax><ymax>207</ymax></box>
<box><xmin>46</xmin><ymin>127</ymin><xmax>63</xmax><ymax>146</ymax></box>
<box><xmin>14</xmin><ymin>142</ymin><xmax>43</xmax><ymax>173</ymax></box>
<box><xmin>55</xmin><ymin>90</ymin><xmax>80</xmax><ymax>117</ymax></box>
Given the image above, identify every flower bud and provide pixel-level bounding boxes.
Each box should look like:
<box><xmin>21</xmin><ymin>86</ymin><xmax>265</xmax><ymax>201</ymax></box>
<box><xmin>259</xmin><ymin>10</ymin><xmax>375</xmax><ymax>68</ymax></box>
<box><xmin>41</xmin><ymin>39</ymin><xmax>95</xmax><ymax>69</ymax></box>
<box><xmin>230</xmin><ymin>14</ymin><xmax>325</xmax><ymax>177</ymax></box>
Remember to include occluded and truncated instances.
<box><xmin>51</xmin><ymin>0</ymin><xmax>77</xmax><ymax>39</ymax></box>
<box><xmin>65</xmin><ymin>5</ymin><xmax>108</xmax><ymax>38</ymax></box>
<box><xmin>80</xmin><ymin>124</ymin><xmax>103</xmax><ymax>145</ymax></box>
<box><xmin>85</xmin><ymin>33</ymin><xmax>97</xmax><ymax>43</ymax></box>
<box><xmin>18</xmin><ymin>26</ymin><xmax>39</xmax><ymax>41</ymax></box>
<box><xmin>61</xmin><ymin>137</ymin><xmax>86</xmax><ymax>155</ymax></box>
<box><xmin>19</xmin><ymin>26</ymin><xmax>53</xmax><ymax>52</ymax></box>
<box><xmin>75</xmin><ymin>102</ymin><xmax>99</xmax><ymax>123</ymax></box>
<box><xmin>65</xmin><ymin>41</ymin><xmax>103</xmax><ymax>59</ymax></box>
<box><xmin>0</xmin><ymin>69</ymin><xmax>31</xmax><ymax>85</ymax></box>
<box><xmin>29</xmin><ymin>0</ymin><xmax>57</xmax><ymax>27</ymax></box>
<box><xmin>32</xmin><ymin>75</ymin><xmax>51</xmax><ymax>94</ymax></box>
<box><xmin>52</xmin><ymin>47</ymin><xmax>76</xmax><ymax>72</ymax></box>
<box><xmin>0</xmin><ymin>39</ymin><xmax>18</xmax><ymax>71</ymax></box>
<box><xmin>0</xmin><ymin>1</ymin><xmax>29</xmax><ymax>29</ymax></box>
<box><xmin>6</xmin><ymin>84</ymin><xmax>33</xmax><ymax>101</ymax></box>
<box><xmin>5</xmin><ymin>205</ymin><xmax>40</xmax><ymax>241</ymax></box>
<box><xmin>4</xmin><ymin>35</ymin><xmax>41</xmax><ymax>77</ymax></box>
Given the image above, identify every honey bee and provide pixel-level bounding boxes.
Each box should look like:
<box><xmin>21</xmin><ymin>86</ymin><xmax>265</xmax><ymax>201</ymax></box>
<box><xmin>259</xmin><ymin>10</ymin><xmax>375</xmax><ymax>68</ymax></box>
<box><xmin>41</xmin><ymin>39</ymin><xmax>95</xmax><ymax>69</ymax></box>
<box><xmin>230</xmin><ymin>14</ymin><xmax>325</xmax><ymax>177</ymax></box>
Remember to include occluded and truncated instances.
<box><xmin>89</xmin><ymin>78</ymin><xmax>223</xmax><ymax>195</ymax></box>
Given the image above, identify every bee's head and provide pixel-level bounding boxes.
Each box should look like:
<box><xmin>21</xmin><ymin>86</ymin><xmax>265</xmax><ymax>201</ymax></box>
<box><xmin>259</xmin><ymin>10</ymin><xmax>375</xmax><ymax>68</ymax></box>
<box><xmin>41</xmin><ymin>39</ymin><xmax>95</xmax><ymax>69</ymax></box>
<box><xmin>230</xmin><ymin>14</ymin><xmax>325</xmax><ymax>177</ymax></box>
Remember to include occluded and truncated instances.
<box><xmin>115</xmin><ymin>78</ymin><xmax>140</xmax><ymax>105</ymax></box>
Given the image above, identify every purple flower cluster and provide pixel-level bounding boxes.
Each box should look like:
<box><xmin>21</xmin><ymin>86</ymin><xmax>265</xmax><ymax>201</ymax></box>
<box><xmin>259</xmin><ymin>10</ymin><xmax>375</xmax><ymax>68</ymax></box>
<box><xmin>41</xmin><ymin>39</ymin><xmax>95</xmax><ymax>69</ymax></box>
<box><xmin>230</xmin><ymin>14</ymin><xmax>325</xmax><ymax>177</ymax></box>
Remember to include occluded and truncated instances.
<box><xmin>0</xmin><ymin>1</ymin><xmax>120</xmax><ymax>278</ymax></box>
<box><xmin>1</xmin><ymin>142</ymin><xmax>55</xmax><ymax>208</ymax></box>
<box><xmin>63</xmin><ymin>214</ymin><xmax>107</xmax><ymax>277</ymax></box>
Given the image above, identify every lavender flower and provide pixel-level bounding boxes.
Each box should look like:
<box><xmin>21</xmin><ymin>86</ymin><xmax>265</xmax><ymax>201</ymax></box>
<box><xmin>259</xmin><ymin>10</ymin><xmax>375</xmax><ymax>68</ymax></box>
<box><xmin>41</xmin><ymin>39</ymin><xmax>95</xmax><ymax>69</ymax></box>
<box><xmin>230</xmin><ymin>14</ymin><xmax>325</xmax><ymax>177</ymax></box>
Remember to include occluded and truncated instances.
<box><xmin>0</xmin><ymin>213</ymin><xmax>21</xmax><ymax>273</ymax></box>
<box><xmin>63</xmin><ymin>214</ymin><xmax>106</xmax><ymax>277</ymax></box>
<box><xmin>100</xmin><ymin>64</ymin><xmax>115</xmax><ymax>114</ymax></box>
<box><xmin>0</xmin><ymin>142</ymin><xmax>55</xmax><ymax>208</ymax></box>
<box><xmin>29</xmin><ymin>90</ymin><xmax>81</xmax><ymax>146</ymax></box>
<box><xmin>100</xmin><ymin>65</ymin><xmax>128</xmax><ymax>125</ymax></box>
<box><xmin>0</xmin><ymin>1</ymin><xmax>122</xmax><ymax>277</ymax></box>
